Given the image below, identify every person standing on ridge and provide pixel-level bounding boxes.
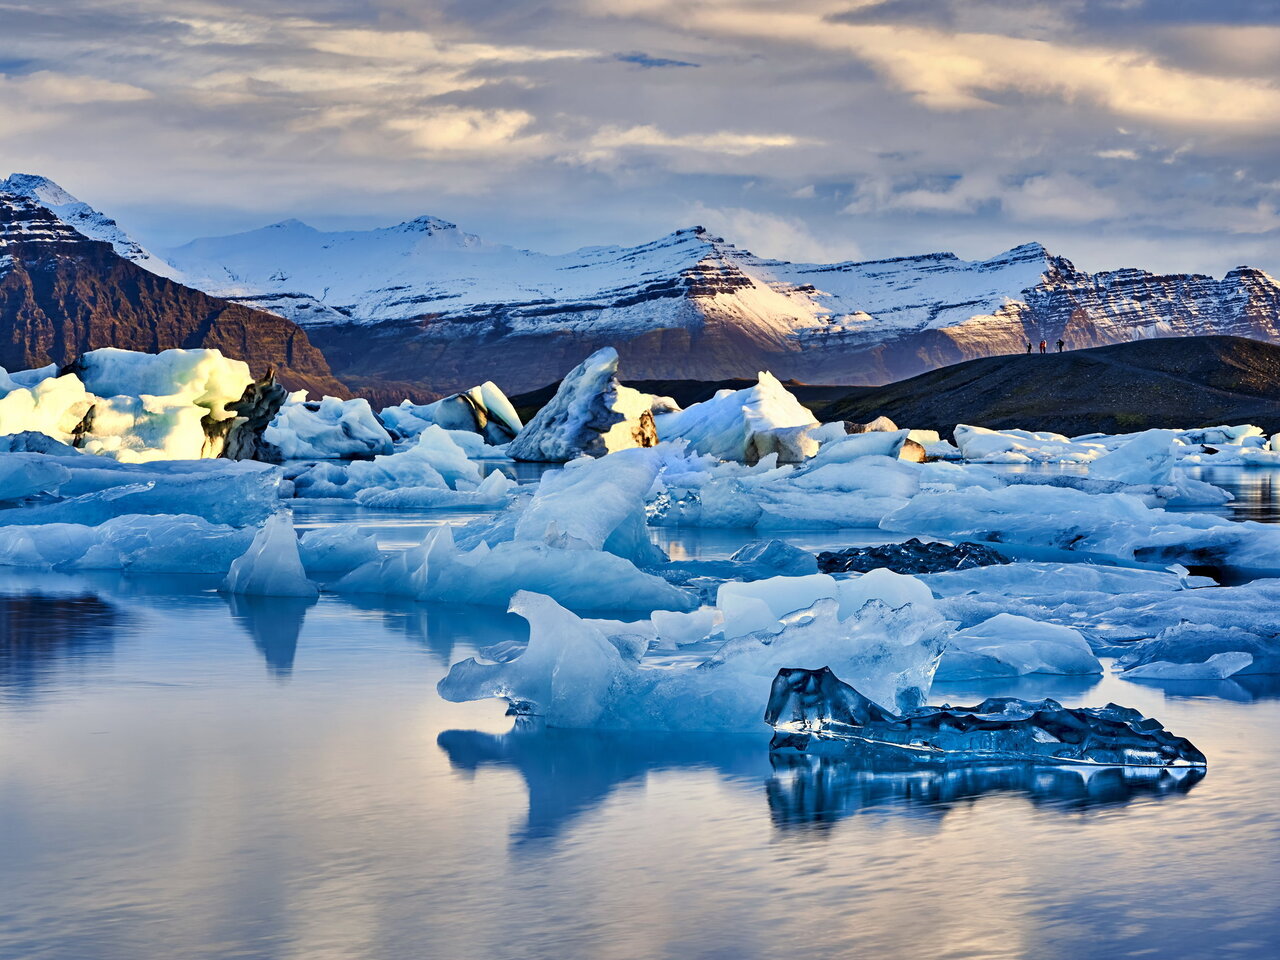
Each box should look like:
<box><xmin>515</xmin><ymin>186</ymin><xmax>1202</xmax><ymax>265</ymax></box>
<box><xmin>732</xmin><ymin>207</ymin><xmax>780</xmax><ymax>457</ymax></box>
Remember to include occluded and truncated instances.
<box><xmin>1056</xmin><ymin>338</ymin><xmax>1065</xmax><ymax>352</ymax></box>
<box><xmin>1039</xmin><ymin>339</ymin><xmax>1047</xmax><ymax>354</ymax></box>
<box><xmin>1025</xmin><ymin>341</ymin><xmax>1033</xmax><ymax>354</ymax></box>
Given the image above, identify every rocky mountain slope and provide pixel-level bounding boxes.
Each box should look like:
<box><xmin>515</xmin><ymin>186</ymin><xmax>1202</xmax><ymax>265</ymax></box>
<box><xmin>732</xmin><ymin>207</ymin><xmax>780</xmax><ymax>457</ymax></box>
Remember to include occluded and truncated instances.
<box><xmin>13</xmin><ymin>173</ymin><xmax>1280</xmax><ymax>398</ymax></box>
<box><xmin>816</xmin><ymin>335</ymin><xmax>1280</xmax><ymax>437</ymax></box>
<box><xmin>162</xmin><ymin>210</ymin><xmax>1280</xmax><ymax>396</ymax></box>
<box><xmin>0</xmin><ymin>192</ymin><xmax>348</xmax><ymax>396</ymax></box>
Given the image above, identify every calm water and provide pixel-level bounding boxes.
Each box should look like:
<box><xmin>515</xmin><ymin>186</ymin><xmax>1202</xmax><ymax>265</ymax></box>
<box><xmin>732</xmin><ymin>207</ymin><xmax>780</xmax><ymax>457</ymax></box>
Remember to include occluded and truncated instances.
<box><xmin>3</xmin><ymin>466</ymin><xmax>1280</xmax><ymax>960</ymax></box>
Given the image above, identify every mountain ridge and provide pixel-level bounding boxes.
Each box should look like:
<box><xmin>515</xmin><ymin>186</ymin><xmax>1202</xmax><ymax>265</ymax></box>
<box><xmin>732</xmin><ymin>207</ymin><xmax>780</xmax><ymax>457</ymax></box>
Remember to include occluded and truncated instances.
<box><xmin>9</xmin><ymin>173</ymin><xmax>1280</xmax><ymax>398</ymax></box>
<box><xmin>0</xmin><ymin>191</ymin><xmax>349</xmax><ymax>397</ymax></box>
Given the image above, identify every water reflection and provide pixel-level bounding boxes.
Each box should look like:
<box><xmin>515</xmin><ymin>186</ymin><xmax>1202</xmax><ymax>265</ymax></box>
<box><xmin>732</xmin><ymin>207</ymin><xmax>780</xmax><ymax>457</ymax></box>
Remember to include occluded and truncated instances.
<box><xmin>224</xmin><ymin>594</ymin><xmax>315</xmax><ymax>678</ymax></box>
<box><xmin>767</xmin><ymin>754</ymin><xmax>1204</xmax><ymax>830</ymax></box>
<box><xmin>0</xmin><ymin>589</ymin><xmax>118</xmax><ymax>701</ymax></box>
<box><xmin>337</xmin><ymin>595</ymin><xmax>528</xmax><ymax>666</ymax></box>
<box><xmin>438</xmin><ymin>721</ymin><xmax>769</xmax><ymax>846</ymax></box>
<box><xmin>439</xmin><ymin>715</ymin><xmax>1204</xmax><ymax>849</ymax></box>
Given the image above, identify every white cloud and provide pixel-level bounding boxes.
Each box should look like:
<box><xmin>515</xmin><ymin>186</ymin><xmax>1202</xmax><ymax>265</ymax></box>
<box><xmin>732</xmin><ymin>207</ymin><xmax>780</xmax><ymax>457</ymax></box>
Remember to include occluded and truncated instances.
<box><xmin>588</xmin><ymin>125</ymin><xmax>805</xmax><ymax>155</ymax></box>
<box><xmin>687</xmin><ymin>203</ymin><xmax>861</xmax><ymax>262</ymax></box>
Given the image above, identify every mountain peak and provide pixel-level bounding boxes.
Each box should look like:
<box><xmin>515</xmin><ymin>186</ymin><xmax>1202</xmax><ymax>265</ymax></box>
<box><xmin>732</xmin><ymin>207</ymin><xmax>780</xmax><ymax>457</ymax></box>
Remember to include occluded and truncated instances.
<box><xmin>1</xmin><ymin>173</ymin><xmax>79</xmax><ymax>207</ymax></box>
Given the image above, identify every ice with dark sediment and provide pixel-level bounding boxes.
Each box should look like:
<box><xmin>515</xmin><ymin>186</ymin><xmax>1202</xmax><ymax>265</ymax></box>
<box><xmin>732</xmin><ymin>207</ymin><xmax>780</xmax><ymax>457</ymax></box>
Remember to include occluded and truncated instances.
<box><xmin>766</xmin><ymin>666</ymin><xmax>1206</xmax><ymax>767</ymax></box>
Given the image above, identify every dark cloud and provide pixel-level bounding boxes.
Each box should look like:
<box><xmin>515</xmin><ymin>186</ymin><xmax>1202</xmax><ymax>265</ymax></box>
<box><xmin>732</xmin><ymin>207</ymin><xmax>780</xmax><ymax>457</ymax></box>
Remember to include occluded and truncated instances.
<box><xmin>614</xmin><ymin>52</ymin><xmax>699</xmax><ymax>68</ymax></box>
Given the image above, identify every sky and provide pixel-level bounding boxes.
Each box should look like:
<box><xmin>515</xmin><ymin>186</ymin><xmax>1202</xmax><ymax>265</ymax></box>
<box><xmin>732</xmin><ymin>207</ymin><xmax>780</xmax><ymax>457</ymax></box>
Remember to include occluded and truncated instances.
<box><xmin>2</xmin><ymin>0</ymin><xmax>1279</xmax><ymax>275</ymax></box>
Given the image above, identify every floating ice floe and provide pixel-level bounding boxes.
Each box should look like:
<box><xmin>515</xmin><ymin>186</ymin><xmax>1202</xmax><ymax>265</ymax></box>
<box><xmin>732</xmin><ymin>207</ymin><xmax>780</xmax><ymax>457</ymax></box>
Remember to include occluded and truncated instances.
<box><xmin>380</xmin><ymin>382</ymin><xmax>522</xmax><ymax>446</ymax></box>
<box><xmin>221</xmin><ymin>513</ymin><xmax>318</xmax><ymax>598</ymax></box>
<box><xmin>289</xmin><ymin>425</ymin><xmax>503</xmax><ymax>508</ymax></box>
<box><xmin>507</xmin><ymin>347</ymin><xmax>667</xmax><ymax>462</ymax></box>
<box><xmin>953</xmin><ymin>425</ymin><xmax>1107</xmax><ymax>464</ymax></box>
<box><xmin>438</xmin><ymin>570</ymin><xmax>949</xmax><ymax>731</ymax></box>
<box><xmin>766</xmin><ymin>666</ymin><xmax>1206</xmax><ymax>767</ymax></box>
<box><xmin>934</xmin><ymin>613</ymin><xmax>1102</xmax><ymax>681</ymax></box>
<box><xmin>265</xmin><ymin>394</ymin><xmax>394</xmax><ymax>460</ymax></box>
<box><xmin>0</xmin><ymin>451</ymin><xmax>281</xmax><ymax>526</ymax></box>
<box><xmin>881</xmin><ymin>483</ymin><xmax>1280</xmax><ymax>572</ymax></box>
<box><xmin>296</xmin><ymin>525</ymin><xmax>382</xmax><ymax>575</ymax></box>
<box><xmin>0</xmin><ymin>513</ymin><xmax>252</xmax><ymax>572</ymax></box>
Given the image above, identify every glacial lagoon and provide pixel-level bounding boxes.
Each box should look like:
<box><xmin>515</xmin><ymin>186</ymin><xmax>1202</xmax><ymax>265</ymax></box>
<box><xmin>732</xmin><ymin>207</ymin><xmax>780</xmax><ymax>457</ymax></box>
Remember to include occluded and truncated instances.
<box><xmin>3</xmin><ymin>466</ymin><xmax>1280</xmax><ymax>960</ymax></box>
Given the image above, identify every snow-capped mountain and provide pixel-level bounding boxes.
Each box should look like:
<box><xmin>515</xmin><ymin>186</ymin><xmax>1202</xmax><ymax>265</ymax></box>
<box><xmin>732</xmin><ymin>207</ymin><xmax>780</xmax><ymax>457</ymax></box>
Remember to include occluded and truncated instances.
<box><xmin>0</xmin><ymin>173</ymin><xmax>184</xmax><ymax>281</ymax></box>
<box><xmin>13</xmin><ymin>173</ymin><xmax>1280</xmax><ymax>396</ymax></box>
<box><xmin>0</xmin><ymin>190</ymin><xmax>346</xmax><ymax>396</ymax></box>
<box><xmin>165</xmin><ymin>213</ymin><xmax>1280</xmax><ymax>393</ymax></box>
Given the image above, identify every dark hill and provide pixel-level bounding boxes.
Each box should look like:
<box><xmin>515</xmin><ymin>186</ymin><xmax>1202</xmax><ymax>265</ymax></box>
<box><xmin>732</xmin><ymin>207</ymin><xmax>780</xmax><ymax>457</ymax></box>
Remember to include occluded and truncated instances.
<box><xmin>816</xmin><ymin>336</ymin><xmax>1280</xmax><ymax>437</ymax></box>
<box><xmin>0</xmin><ymin>193</ymin><xmax>348</xmax><ymax>397</ymax></box>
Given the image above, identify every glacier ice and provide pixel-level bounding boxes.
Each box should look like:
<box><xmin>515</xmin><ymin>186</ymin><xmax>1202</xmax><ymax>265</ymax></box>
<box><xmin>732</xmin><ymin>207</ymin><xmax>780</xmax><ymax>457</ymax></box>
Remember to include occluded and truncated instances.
<box><xmin>881</xmin><ymin>483</ymin><xmax>1280</xmax><ymax>572</ymax></box>
<box><xmin>0</xmin><ymin>454</ymin><xmax>281</xmax><ymax>527</ymax></box>
<box><xmin>0</xmin><ymin>454</ymin><xmax>71</xmax><ymax>502</ymax></box>
<box><xmin>335</xmin><ymin>525</ymin><xmax>693</xmax><ymax>612</ymax></box>
<box><xmin>290</xmin><ymin>425</ymin><xmax>484</xmax><ymax>501</ymax></box>
<box><xmin>0</xmin><ymin>514</ymin><xmax>253</xmax><ymax>573</ymax></box>
<box><xmin>953</xmin><ymin>425</ymin><xmax>1107</xmax><ymax>464</ymax></box>
<box><xmin>507</xmin><ymin>347</ymin><xmax>662</xmax><ymax>462</ymax></box>
<box><xmin>1117</xmin><ymin>622</ymin><xmax>1279</xmax><ymax>679</ymax></box>
<box><xmin>653</xmin><ymin>372</ymin><xmax>815</xmax><ymax>462</ymax></box>
<box><xmin>766</xmin><ymin>666</ymin><xmax>1206</xmax><ymax>767</ymax></box>
<box><xmin>265</xmin><ymin>394</ymin><xmax>394</xmax><ymax>460</ymax></box>
<box><xmin>297</xmin><ymin>524</ymin><xmax>382</xmax><ymax>575</ymax></box>
<box><xmin>221</xmin><ymin>513</ymin><xmax>318</xmax><ymax>598</ymax></box>
<box><xmin>934</xmin><ymin>613</ymin><xmax>1102</xmax><ymax>681</ymax></box>
<box><xmin>437</xmin><ymin>574</ymin><xmax>949</xmax><ymax>731</ymax></box>
<box><xmin>380</xmin><ymin>381</ymin><xmax>522</xmax><ymax>445</ymax></box>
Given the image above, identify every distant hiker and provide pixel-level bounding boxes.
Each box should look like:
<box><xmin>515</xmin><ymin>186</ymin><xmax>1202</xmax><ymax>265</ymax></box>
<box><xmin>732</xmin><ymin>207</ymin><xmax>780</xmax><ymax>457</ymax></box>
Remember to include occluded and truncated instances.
<box><xmin>1039</xmin><ymin>339</ymin><xmax>1047</xmax><ymax>354</ymax></box>
<box><xmin>1056</xmin><ymin>339</ymin><xmax>1065</xmax><ymax>353</ymax></box>
<box><xmin>1025</xmin><ymin>341</ymin><xmax>1032</xmax><ymax>354</ymax></box>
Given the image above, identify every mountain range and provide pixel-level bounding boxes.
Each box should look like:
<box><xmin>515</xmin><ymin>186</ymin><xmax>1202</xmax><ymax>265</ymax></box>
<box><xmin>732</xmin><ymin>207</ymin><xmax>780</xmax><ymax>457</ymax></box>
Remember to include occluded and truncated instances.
<box><xmin>0</xmin><ymin>183</ymin><xmax>346</xmax><ymax>396</ymax></box>
<box><xmin>3</xmin><ymin>172</ymin><xmax>1280</xmax><ymax>398</ymax></box>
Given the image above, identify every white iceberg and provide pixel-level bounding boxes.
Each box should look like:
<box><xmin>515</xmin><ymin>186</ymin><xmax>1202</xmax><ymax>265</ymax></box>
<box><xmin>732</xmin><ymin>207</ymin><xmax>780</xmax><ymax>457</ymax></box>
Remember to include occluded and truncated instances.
<box><xmin>0</xmin><ymin>514</ymin><xmax>253</xmax><ymax>572</ymax></box>
<box><xmin>507</xmin><ymin>347</ymin><xmax>660</xmax><ymax>462</ymax></box>
<box><xmin>221</xmin><ymin>513</ymin><xmax>318</xmax><ymax>597</ymax></box>
<box><xmin>934</xmin><ymin>613</ymin><xmax>1102</xmax><ymax>681</ymax></box>
<box><xmin>381</xmin><ymin>381</ymin><xmax>522</xmax><ymax>445</ymax></box>
<box><xmin>265</xmin><ymin>394</ymin><xmax>393</xmax><ymax>460</ymax></box>
<box><xmin>437</xmin><ymin>574</ymin><xmax>948</xmax><ymax>731</ymax></box>
<box><xmin>654</xmin><ymin>372</ymin><xmax>816</xmax><ymax>462</ymax></box>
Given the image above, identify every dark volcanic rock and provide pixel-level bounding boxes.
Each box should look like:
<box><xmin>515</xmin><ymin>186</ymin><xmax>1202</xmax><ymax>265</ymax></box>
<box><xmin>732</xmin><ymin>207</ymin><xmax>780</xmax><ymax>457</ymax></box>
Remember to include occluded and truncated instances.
<box><xmin>0</xmin><ymin>193</ymin><xmax>348</xmax><ymax>397</ymax></box>
<box><xmin>817</xmin><ymin>538</ymin><xmax>1010</xmax><ymax>575</ymax></box>
<box><xmin>217</xmin><ymin>370</ymin><xmax>290</xmax><ymax>461</ymax></box>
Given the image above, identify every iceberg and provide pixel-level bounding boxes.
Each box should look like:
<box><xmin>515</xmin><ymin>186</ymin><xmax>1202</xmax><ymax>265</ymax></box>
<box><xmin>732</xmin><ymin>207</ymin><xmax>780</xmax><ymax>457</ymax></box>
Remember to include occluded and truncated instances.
<box><xmin>1117</xmin><ymin>622</ymin><xmax>1279</xmax><ymax>679</ymax></box>
<box><xmin>297</xmin><ymin>524</ymin><xmax>382</xmax><ymax>575</ymax></box>
<box><xmin>953</xmin><ymin>425</ymin><xmax>1106</xmax><ymax>464</ymax></box>
<box><xmin>291</xmin><ymin>425</ymin><xmax>483</xmax><ymax>500</ymax></box>
<box><xmin>0</xmin><ymin>514</ymin><xmax>252</xmax><ymax>573</ymax></box>
<box><xmin>381</xmin><ymin>382</ymin><xmax>522</xmax><ymax>445</ymax></box>
<box><xmin>654</xmin><ymin>372</ymin><xmax>816</xmax><ymax>462</ymax></box>
<box><xmin>221</xmin><ymin>513</ymin><xmax>318</xmax><ymax>598</ymax></box>
<box><xmin>767</xmin><ymin>666</ymin><xmax>1206</xmax><ymax>767</ymax></box>
<box><xmin>336</xmin><ymin>525</ymin><xmax>692</xmax><ymax>613</ymax></box>
<box><xmin>0</xmin><ymin>454</ymin><xmax>71</xmax><ymax>502</ymax></box>
<box><xmin>881</xmin><ymin>483</ymin><xmax>1280</xmax><ymax>572</ymax></box>
<box><xmin>438</xmin><ymin>577</ymin><xmax>949</xmax><ymax>731</ymax></box>
<box><xmin>507</xmin><ymin>347</ymin><xmax>660</xmax><ymax>462</ymax></box>
<box><xmin>265</xmin><ymin>394</ymin><xmax>393</xmax><ymax>460</ymax></box>
<box><xmin>934</xmin><ymin>613</ymin><xmax>1102</xmax><ymax>681</ymax></box>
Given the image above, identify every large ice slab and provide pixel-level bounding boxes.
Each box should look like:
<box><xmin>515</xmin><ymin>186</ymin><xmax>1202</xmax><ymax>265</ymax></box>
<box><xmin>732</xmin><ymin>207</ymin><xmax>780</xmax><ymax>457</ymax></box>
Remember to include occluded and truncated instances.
<box><xmin>0</xmin><ymin>514</ymin><xmax>253</xmax><ymax>572</ymax></box>
<box><xmin>767</xmin><ymin>666</ymin><xmax>1206</xmax><ymax>767</ymax></box>
<box><xmin>934</xmin><ymin>613</ymin><xmax>1102</xmax><ymax>681</ymax></box>
<box><xmin>265</xmin><ymin>395</ymin><xmax>393</xmax><ymax>459</ymax></box>
<box><xmin>438</xmin><ymin>574</ymin><xmax>949</xmax><ymax>731</ymax></box>
<box><xmin>290</xmin><ymin>425</ymin><xmax>485</xmax><ymax>501</ymax></box>
<box><xmin>381</xmin><ymin>382</ymin><xmax>522</xmax><ymax>446</ymax></box>
<box><xmin>654</xmin><ymin>372</ymin><xmax>816</xmax><ymax>462</ymax></box>
<box><xmin>507</xmin><ymin>347</ymin><xmax>661</xmax><ymax>462</ymax></box>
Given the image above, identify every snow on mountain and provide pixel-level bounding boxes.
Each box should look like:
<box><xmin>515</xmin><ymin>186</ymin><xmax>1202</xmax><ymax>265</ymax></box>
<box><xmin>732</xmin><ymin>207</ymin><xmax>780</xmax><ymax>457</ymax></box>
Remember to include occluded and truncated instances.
<box><xmin>8</xmin><ymin>171</ymin><xmax>1280</xmax><ymax>394</ymax></box>
<box><xmin>0</xmin><ymin>173</ymin><xmax>184</xmax><ymax>281</ymax></box>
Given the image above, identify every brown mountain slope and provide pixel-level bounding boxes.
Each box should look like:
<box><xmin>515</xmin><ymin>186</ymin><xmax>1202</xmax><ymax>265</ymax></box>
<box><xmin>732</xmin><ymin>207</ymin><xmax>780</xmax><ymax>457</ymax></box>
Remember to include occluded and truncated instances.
<box><xmin>0</xmin><ymin>193</ymin><xmax>348</xmax><ymax>397</ymax></box>
<box><xmin>815</xmin><ymin>335</ymin><xmax>1280</xmax><ymax>437</ymax></box>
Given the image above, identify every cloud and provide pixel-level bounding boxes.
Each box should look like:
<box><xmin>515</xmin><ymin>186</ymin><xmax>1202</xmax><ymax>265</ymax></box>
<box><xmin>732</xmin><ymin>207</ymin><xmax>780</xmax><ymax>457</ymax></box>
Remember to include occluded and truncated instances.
<box><xmin>687</xmin><ymin>203</ymin><xmax>862</xmax><ymax>262</ymax></box>
<box><xmin>385</xmin><ymin>107</ymin><xmax>540</xmax><ymax>154</ymax></box>
<box><xmin>614</xmin><ymin>52</ymin><xmax>699</xmax><ymax>68</ymax></box>
<box><xmin>586</xmin><ymin>125</ymin><xmax>805</xmax><ymax>156</ymax></box>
